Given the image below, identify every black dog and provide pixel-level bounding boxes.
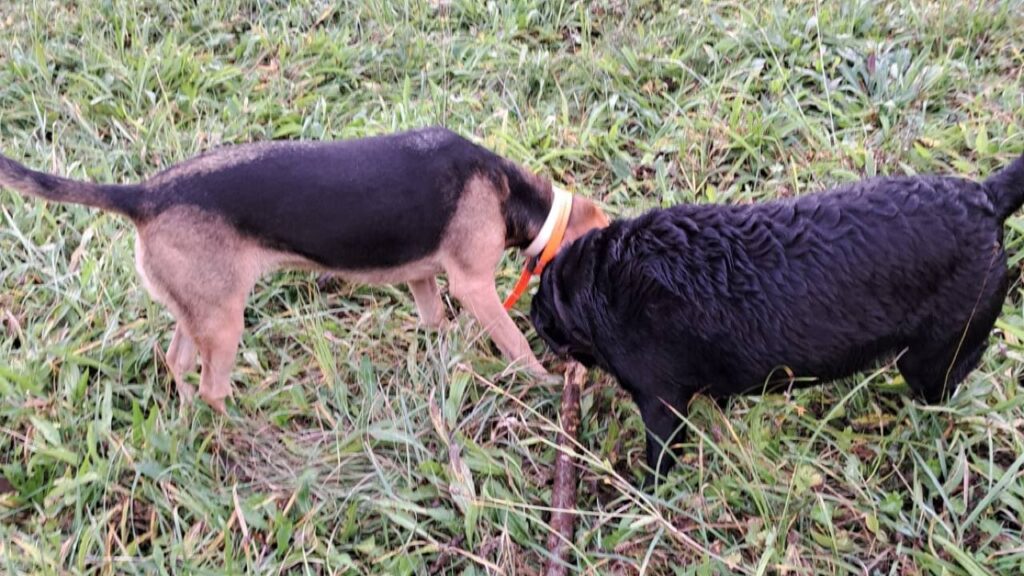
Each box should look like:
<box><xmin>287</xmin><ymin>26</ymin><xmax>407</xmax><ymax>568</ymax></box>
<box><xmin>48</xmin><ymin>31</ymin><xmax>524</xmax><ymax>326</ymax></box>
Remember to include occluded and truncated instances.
<box><xmin>531</xmin><ymin>153</ymin><xmax>1024</xmax><ymax>478</ymax></box>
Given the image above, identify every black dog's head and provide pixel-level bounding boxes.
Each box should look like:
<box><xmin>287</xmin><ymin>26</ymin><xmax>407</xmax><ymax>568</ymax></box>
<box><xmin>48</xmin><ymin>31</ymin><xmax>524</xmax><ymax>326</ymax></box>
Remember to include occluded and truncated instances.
<box><xmin>530</xmin><ymin>230</ymin><xmax>603</xmax><ymax>368</ymax></box>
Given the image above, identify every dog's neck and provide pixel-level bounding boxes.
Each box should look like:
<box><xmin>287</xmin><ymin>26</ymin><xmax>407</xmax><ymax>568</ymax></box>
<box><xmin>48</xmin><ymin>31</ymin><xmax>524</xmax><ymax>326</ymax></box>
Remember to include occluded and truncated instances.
<box><xmin>523</xmin><ymin>186</ymin><xmax>571</xmax><ymax>257</ymax></box>
<box><xmin>504</xmin><ymin>181</ymin><xmax>571</xmax><ymax>251</ymax></box>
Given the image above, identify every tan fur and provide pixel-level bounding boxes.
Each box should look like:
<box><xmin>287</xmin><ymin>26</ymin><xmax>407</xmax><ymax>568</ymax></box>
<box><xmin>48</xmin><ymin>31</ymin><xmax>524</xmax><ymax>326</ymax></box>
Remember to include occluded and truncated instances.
<box><xmin>565</xmin><ymin>195</ymin><xmax>611</xmax><ymax>246</ymax></box>
<box><xmin>408</xmin><ymin>278</ymin><xmax>447</xmax><ymax>328</ymax></box>
<box><xmin>441</xmin><ymin>176</ymin><xmax>545</xmax><ymax>374</ymax></box>
<box><xmin>135</xmin><ymin>206</ymin><xmax>276</xmax><ymax>411</ymax></box>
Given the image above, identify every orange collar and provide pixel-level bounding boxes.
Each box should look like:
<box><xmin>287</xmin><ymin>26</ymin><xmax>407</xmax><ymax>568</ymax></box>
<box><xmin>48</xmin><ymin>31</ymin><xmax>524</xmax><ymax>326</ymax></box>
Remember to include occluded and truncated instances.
<box><xmin>503</xmin><ymin>188</ymin><xmax>573</xmax><ymax>310</ymax></box>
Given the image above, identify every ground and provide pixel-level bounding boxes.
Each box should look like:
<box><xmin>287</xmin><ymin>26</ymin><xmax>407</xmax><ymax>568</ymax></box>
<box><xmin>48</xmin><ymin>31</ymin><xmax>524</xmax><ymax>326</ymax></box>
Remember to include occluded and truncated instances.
<box><xmin>1</xmin><ymin>0</ymin><xmax>1023</xmax><ymax>574</ymax></box>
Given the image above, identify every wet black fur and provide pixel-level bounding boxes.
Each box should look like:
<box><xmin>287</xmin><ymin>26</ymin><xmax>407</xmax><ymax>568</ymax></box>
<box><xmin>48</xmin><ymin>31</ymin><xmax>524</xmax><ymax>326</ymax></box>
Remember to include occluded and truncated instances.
<box><xmin>531</xmin><ymin>154</ymin><xmax>1024</xmax><ymax>479</ymax></box>
<box><xmin>0</xmin><ymin>127</ymin><xmax>549</xmax><ymax>270</ymax></box>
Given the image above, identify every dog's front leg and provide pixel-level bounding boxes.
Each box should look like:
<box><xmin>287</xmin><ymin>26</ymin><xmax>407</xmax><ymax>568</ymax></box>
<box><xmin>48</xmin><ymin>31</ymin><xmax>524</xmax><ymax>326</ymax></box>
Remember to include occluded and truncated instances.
<box><xmin>448</xmin><ymin>277</ymin><xmax>547</xmax><ymax>376</ymax></box>
<box><xmin>636</xmin><ymin>392</ymin><xmax>690</xmax><ymax>486</ymax></box>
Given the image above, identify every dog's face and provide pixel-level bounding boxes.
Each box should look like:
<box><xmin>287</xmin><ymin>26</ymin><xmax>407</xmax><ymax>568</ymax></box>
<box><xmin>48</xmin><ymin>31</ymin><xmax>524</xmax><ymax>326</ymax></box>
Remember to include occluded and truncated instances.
<box><xmin>530</xmin><ymin>234</ymin><xmax>601</xmax><ymax>367</ymax></box>
<box><xmin>562</xmin><ymin>196</ymin><xmax>609</xmax><ymax>250</ymax></box>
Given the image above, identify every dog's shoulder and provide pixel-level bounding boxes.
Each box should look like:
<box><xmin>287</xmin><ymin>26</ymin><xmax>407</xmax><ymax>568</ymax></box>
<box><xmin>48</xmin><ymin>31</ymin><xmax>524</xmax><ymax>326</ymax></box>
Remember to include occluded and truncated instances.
<box><xmin>397</xmin><ymin>126</ymin><xmax>468</xmax><ymax>153</ymax></box>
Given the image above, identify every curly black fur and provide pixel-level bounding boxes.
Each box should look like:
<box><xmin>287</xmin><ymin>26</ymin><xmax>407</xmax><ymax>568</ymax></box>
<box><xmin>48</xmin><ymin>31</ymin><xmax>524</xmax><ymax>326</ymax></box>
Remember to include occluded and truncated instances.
<box><xmin>531</xmin><ymin>154</ymin><xmax>1024</xmax><ymax>478</ymax></box>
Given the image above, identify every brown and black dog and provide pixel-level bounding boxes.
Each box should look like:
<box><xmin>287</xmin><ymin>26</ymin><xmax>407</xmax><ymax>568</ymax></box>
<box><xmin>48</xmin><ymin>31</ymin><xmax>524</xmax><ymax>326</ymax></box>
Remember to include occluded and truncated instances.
<box><xmin>0</xmin><ymin>127</ymin><xmax>608</xmax><ymax>412</ymax></box>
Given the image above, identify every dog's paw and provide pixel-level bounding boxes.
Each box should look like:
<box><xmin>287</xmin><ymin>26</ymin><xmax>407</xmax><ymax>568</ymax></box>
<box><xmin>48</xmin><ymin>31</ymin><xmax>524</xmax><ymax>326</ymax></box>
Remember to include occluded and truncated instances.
<box><xmin>199</xmin><ymin>390</ymin><xmax>231</xmax><ymax>415</ymax></box>
<box><xmin>419</xmin><ymin>317</ymin><xmax>452</xmax><ymax>331</ymax></box>
<box><xmin>207</xmin><ymin>397</ymin><xmax>228</xmax><ymax>415</ymax></box>
<box><xmin>521</xmin><ymin>363</ymin><xmax>561</xmax><ymax>385</ymax></box>
<box><xmin>525</xmin><ymin>361</ymin><xmax>555</xmax><ymax>380</ymax></box>
<box><xmin>176</xmin><ymin>381</ymin><xmax>197</xmax><ymax>406</ymax></box>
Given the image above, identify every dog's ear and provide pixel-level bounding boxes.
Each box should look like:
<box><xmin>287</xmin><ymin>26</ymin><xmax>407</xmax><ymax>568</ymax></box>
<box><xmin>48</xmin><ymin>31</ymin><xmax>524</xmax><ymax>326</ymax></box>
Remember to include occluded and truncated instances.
<box><xmin>549</xmin><ymin>264</ymin><xmax>574</xmax><ymax>329</ymax></box>
<box><xmin>530</xmin><ymin>265</ymin><xmax>571</xmax><ymax>354</ymax></box>
<box><xmin>550</xmin><ymin>233</ymin><xmax>589</xmax><ymax>291</ymax></box>
<box><xmin>532</xmin><ymin>242</ymin><xmax>586</xmax><ymax>350</ymax></box>
<box><xmin>531</xmin><ymin>237</ymin><xmax>602</xmax><ymax>365</ymax></box>
<box><xmin>548</xmin><ymin>261</ymin><xmax>602</xmax><ymax>368</ymax></box>
<box><xmin>563</xmin><ymin>197</ymin><xmax>609</xmax><ymax>248</ymax></box>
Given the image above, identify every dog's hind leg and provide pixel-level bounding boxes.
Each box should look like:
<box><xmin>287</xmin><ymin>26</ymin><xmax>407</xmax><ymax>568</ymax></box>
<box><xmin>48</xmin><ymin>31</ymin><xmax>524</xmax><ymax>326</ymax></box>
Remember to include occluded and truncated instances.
<box><xmin>409</xmin><ymin>277</ymin><xmax>447</xmax><ymax>328</ymax></box>
<box><xmin>137</xmin><ymin>235</ymin><xmax>200</xmax><ymax>405</ymax></box>
<box><xmin>137</xmin><ymin>207</ymin><xmax>266</xmax><ymax>413</ymax></box>
<box><xmin>899</xmin><ymin>274</ymin><xmax>1006</xmax><ymax>403</ymax></box>
<box><xmin>899</xmin><ymin>338</ymin><xmax>989</xmax><ymax>404</ymax></box>
<box><xmin>184</xmin><ymin>255</ymin><xmax>259</xmax><ymax>413</ymax></box>
<box><xmin>192</xmin><ymin>304</ymin><xmax>246</xmax><ymax>413</ymax></box>
<box><xmin>166</xmin><ymin>324</ymin><xmax>198</xmax><ymax>403</ymax></box>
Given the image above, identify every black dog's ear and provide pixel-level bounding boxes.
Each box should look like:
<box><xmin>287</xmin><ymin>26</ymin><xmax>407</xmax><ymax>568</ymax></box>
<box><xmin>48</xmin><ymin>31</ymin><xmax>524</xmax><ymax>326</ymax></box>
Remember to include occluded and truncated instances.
<box><xmin>546</xmin><ymin>239</ymin><xmax>588</xmax><ymax>328</ymax></box>
<box><xmin>549</xmin><ymin>239</ymin><xmax>605</xmax><ymax>363</ymax></box>
<box><xmin>549</xmin><ymin>265</ymin><xmax>571</xmax><ymax>323</ymax></box>
<box><xmin>531</xmin><ymin>245</ymin><xmax>583</xmax><ymax>353</ymax></box>
<box><xmin>531</xmin><ymin>230</ymin><xmax>605</xmax><ymax>366</ymax></box>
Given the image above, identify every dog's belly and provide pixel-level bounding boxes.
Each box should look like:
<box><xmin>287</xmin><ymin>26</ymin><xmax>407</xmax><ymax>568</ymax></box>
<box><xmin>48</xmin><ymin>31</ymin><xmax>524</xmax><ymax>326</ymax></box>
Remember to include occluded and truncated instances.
<box><xmin>729</xmin><ymin>338</ymin><xmax>904</xmax><ymax>396</ymax></box>
<box><xmin>326</xmin><ymin>257</ymin><xmax>444</xmax><ymax>285</ymax></box>
<box><xmin>255</xmin><ymin>246</ymin><xmax>444</xmax><ymax>284</ymax></box>
<box><xmin>690</xmin><ymin>290</ymin><xmax>932</xmax><ymax>397</ymax></box>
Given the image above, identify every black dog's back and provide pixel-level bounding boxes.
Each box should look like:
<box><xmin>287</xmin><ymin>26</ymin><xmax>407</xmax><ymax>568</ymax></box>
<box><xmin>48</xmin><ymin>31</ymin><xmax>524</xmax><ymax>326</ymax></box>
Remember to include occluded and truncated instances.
<box><xmin>611</xmin><ymin>175</ymin><xmax>999</xmax><ymax>393</ymax></box>
<box><xmin>531</xmin><ymin>154</ymin><xmax>1024</xmax><ymax>476</ymax></box>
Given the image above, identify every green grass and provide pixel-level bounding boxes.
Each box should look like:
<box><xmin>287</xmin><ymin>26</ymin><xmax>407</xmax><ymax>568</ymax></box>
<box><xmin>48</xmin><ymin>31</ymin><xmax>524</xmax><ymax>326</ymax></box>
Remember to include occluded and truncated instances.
<box><xmin>1</xmin><ymin>0</ymin><xmax>1023</xmax><ymax>573</ymax></box>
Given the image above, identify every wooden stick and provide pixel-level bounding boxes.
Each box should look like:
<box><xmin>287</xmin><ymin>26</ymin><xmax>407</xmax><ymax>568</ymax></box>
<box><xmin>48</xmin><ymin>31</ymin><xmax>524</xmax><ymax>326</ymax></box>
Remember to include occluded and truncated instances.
<box><xmin>544</xmin><ymin>361</ymin><xmax>586</xmax><ymax>576</ymax></box>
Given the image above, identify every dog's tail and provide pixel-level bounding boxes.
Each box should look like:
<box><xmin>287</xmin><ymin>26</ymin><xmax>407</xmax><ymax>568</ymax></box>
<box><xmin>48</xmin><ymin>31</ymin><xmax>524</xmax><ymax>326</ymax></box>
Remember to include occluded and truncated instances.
<box><xmin>0</xmin><ymin>153</ymin><xmax>145</xmax><ymax>219</ymax></box>
<box><xmin>985</xmin><ymin>152</ymin><xmax>1024</xmax><ymax>221</ymax></box>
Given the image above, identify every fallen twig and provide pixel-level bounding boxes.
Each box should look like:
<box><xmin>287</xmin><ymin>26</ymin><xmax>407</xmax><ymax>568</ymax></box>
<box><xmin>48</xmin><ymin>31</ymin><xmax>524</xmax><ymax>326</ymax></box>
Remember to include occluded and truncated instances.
<box><xmin>544</xmin><ymin>361</ymin><xmax>586</xmax><ymax>576</ymax></box>
<box><xmin>427</xmin><ymin>534</ymin><xmax>466</xmax><ymax>575</ymax></box>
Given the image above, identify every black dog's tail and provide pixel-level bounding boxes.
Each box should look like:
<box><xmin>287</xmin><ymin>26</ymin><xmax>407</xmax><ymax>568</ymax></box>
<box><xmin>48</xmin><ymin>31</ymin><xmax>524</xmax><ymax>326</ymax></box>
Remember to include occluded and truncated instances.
<box><xmin>985</xmin><ymin>152</ymin><xmax>1024</xmax><ymax>221</ymax></box>
<box><xmin>0</xmin><ymin>153</ymin><xmax>145</xmax><ymax>219</ymax></box>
